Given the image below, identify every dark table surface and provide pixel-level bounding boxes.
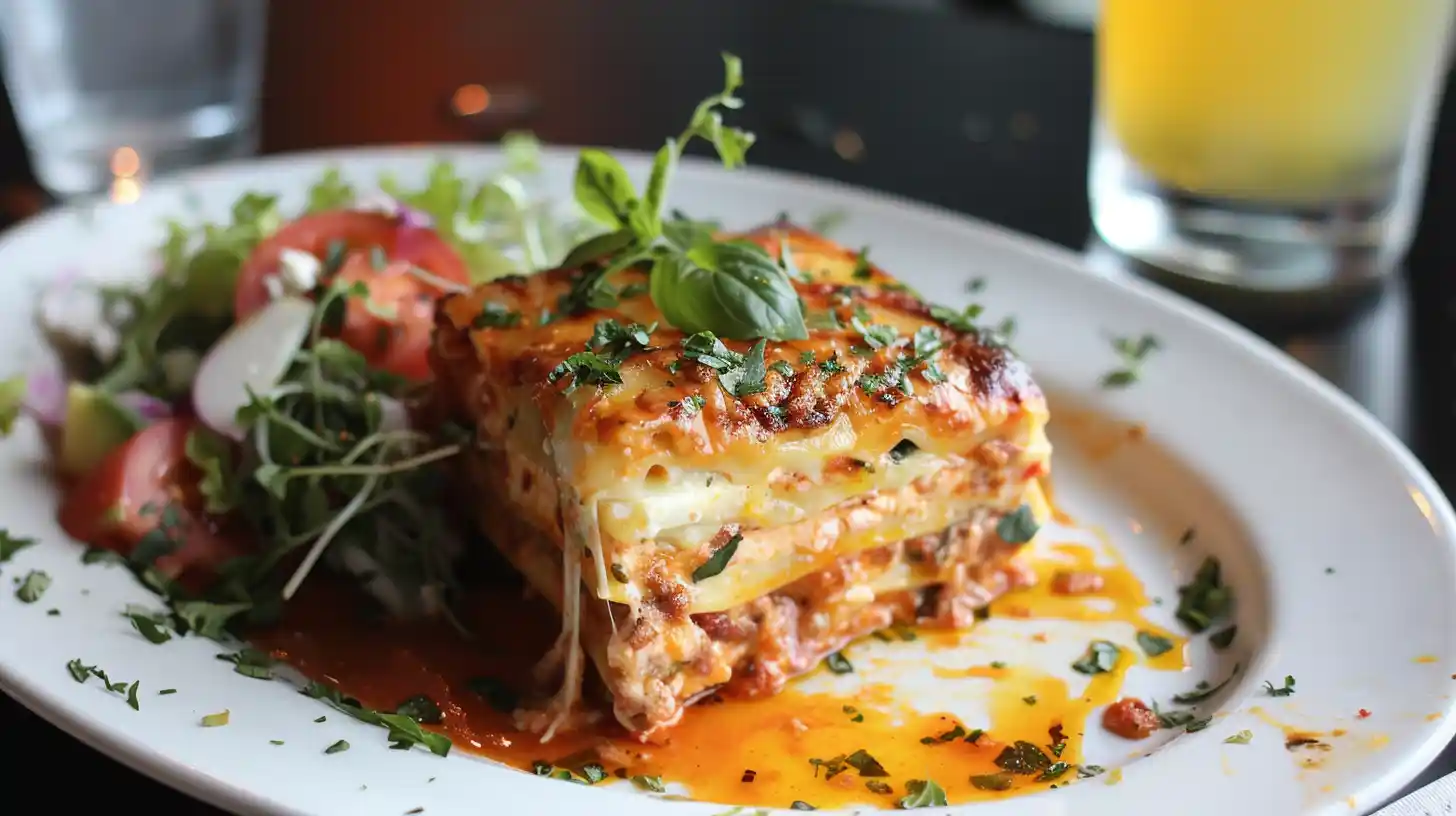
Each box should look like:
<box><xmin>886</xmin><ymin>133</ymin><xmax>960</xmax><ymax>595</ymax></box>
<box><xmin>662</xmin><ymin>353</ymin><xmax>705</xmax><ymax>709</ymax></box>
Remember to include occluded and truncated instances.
<box><xmin>1</xmin><ymin>0</ymin><xmax>1452</xmax><ymax>810</ymax></box>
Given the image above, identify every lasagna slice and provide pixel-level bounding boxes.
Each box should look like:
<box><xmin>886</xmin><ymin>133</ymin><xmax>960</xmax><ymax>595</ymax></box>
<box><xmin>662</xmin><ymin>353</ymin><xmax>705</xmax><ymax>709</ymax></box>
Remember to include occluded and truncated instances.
<box><xmin>428</xmin><ymin>224</ymin><xmax>1052</xmax><ymax>740</ymax></box>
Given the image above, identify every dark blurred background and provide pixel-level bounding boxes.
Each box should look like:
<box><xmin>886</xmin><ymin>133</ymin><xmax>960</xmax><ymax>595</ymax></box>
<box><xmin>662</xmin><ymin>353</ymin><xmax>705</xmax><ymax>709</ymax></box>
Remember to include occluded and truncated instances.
<box><xmin>0</xmin><ymin>0</ymin><xmax>1453</xmax><ymax>810</ymax></box>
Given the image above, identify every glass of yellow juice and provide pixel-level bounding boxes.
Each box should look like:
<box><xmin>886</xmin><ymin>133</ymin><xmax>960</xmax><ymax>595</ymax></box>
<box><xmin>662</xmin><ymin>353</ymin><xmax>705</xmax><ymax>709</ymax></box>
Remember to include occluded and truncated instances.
<box><xmin>1090</xmin><ymin>0</ymin><xmax>1455</xmax><ymax>293</ymax></box>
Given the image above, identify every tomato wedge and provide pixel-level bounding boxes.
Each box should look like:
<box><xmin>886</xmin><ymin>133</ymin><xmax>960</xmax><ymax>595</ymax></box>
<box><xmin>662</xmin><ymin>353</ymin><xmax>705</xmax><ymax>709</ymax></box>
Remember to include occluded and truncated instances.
<box><xmin>333</xmin><ymin>252</ymin><xmax>439</xmax><ymax>381</ymax></box>
<box><xmin>58</xmin><ymin>418</ymin><xmax>250</xmax><ymax>593</ymax></box>
<box><xmin>233</xmin><ymin>210</ymin><xmax>470</xmax><ymax>380</ymax></box>
<box><xmin>234</xmin><ymin>210</ymin><xmax>469</xmax><ymax>320</ymax></box>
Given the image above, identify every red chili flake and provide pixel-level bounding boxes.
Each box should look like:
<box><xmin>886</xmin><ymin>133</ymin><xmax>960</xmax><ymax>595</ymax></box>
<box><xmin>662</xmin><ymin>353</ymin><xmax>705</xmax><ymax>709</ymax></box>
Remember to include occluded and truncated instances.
<box><xmin>1357</xmin><ymin>709</ymin><xmax>1371</xmax><ymax>719</ymax></box>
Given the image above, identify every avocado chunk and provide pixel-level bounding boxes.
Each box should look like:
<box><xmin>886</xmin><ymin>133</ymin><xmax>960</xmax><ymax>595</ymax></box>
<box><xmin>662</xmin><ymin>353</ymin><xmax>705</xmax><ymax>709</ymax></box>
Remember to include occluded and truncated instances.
<box><xmin>59</xmin><ymin>384</ymin><xmax>146</xmax><ymax>477</ymax></box>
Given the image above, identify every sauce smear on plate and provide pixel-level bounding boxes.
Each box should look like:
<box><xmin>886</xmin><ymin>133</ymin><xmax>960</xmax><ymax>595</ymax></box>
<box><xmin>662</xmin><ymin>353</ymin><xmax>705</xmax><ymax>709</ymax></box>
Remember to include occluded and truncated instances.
<box><xmin>251</xmin><ymin>531</ymin><xmax>1182</xmax><ymax>809</ymax></box>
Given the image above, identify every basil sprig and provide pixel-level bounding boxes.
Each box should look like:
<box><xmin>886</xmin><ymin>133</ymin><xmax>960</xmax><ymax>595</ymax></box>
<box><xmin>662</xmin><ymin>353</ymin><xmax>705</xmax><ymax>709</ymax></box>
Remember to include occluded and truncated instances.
<box><xmin>561</xmin><ymin>53</ymin><xmax>808</xmax><ymax>342</ymax></box>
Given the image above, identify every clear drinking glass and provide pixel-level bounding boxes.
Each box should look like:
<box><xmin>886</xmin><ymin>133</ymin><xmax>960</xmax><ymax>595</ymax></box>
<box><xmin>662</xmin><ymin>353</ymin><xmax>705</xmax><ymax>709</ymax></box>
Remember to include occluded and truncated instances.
<box><xmin>0</xmin><ymin>0</ymin><xmax>266</xmax><ymax>199</ymax></box>
<box><xmin>1090</xmin><ymin>0</ymin><xmax>1456</xmax><ymax>293</ymax></box>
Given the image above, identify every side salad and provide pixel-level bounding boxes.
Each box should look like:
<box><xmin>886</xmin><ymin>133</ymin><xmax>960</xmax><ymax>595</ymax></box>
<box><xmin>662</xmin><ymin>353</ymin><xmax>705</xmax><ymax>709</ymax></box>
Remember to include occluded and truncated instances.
<box><xmin>3</xmin><ymin>132</ymin><xmax>595</xmax><ymax>634</ymax></box>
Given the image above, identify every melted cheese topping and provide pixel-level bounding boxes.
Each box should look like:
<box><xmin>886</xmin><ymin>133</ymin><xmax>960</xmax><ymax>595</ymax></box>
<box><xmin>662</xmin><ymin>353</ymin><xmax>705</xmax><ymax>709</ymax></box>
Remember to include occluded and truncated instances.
<box><xmin>432</xmin><ymin>224</ymin><xmax>1051</xmax><ymax>614</ymax></box>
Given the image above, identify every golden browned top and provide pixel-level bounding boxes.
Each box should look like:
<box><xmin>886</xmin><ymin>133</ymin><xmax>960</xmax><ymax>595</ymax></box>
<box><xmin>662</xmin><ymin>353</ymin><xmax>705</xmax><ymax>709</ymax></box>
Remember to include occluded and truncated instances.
<box><xmin>434</xmin><ymin>224</ymin><xmax>1045</xmax><ymax>485</ymax></box>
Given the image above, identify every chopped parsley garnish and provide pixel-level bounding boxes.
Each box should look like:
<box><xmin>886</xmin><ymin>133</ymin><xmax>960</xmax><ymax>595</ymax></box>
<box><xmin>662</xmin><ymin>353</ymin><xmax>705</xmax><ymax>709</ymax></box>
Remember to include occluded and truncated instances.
<box><xmin>851</xmin><ymin>248</ymin><xmax>873</xmax><ymax>280</ymax></box>
<box><xmin>1264</xmin><ymin>675</ymin><xmax>1296</xmax><ymax>697</ymax></box>
<box><xmin>850</xmin><ymin>315</ymin><xmax>898</xmax><ymax>349</ymax></box>
<box><xmin>1022</xmin><ymin>695</ymin><xmax>1038</xmax><ymax>706</ymax></box>
<box><xmin>66</xmin><ymin>659</ymin><xmax>140</xmax><ymax>710</ymax></box>
<box><xmin>843</xmin><ymin>749</ymin><xmax>887</xmax><ymax>777</ymax></box>
<box><xmin>1224</xmin><ymin>730</ymin><xmax>1253</xmax><ymax>744</ymax></box>
<box><xmin>127</xmin><ymin>612</ymin><xmax>174</xmax><ymax>644</ymax></box>
<box><xmin>1071</xmin><ymin>640</ymin><xmax>1121</xmax><ymax>675</ymax></box>
<box><xmin>1153</xmin><ymin>701</ymin><xmax>1199</xmax><ymax>729</ymax></box>
<box><xmin>692</xmin><ymin>533</ymin><xmax>742</xmax><ymax>582</ymax></box>
<box><xmin>1077</xmin><ymin>765</ymin><xmax>1106</xmax><ymax>778</ymax></box>
<box><xmin>555</xmin><ymin>266</ymin><xmax>621</xmax><ymax>317</ymax></box>
<box><xmin>546</xmin><ymin>350</ymin><xmax>623</xmax><ymax>388</ymax></box>
<box><xmin>15</xmin><ymin>570</ymin><xmax>50</xmax><ymax>603</ymax></box>
<box><xmin>303</xmin><ymin>680</ymin><xmax>451</xmax><ymax>756</ymax></box>
<box><xmin>588</xmin><ymin>318</ymin><xmax>656</xmax><ymax>363</ymax></box>
<box><xmin>682</xmin><ymin>331</ymin><xmax>744</xmax><ymax>370</ymax></box>
<box><xmin>929</xmin><ymin>303</ymin><xmax>985</xmax><ymax>334</ymax></box>
<box><xmin>970</xmin><ymin>772</ymin><xmax>1013</xmax><ymax>791</ymax></box>
<box><xmin>825</xmin><ymin>651</ymin><xmax>854</xmax><ymax>674</ymax></box>
<box><xmin>799</xmin><ymin>350</ymin><xmax>816</xmax><ymax>365</ymax></box>
<box><xmin>325</xmin><ymin>739</ymin><xmax>350</xmax><ymax>754</ymax></box>
<box><xmin>995</xmin><ymin>505</ymin><xmax>1040</xmax><ymax>545</ymax></box>
<box><xmin>1040</xmin><ymin>762</ymin><xmax>1072</xmax><ymax>782</ymax></box>
<box><xmin>395</xmin><ymin>694</ymin><xmax>444</xmax><ymax>725</ymax></box>
<box><xmin>1102</xmin><ymin>333</ymin><xmax>1160</xmax><ymax>388</ymax></box>
<box><xmin>677</xmin><ymin>394</ymin><xmax>706</xmax><ymax>417</ymax></box>
<box><xmin>1210</xmin><ymin>625</ymin><xmax>1237</xmax><ymax>650</ymax></box>
<box><xmin>218</xmin><ymin>648</ymin><xmax>274</xmax><ymax>680</ymax></box>
<box><xmin>898</xmin><ymin>779</ymin><xmax>948</xmax><ymax>809</ymax></box>
<box><xmin>171</xmin><ymin>600</ymin><xmax>252</xmax><ymax>641</ymax></box>
<box><xmin>865</xmin><ymin>780</ymin><xmax>893</xmax><ymax>794</ymax></box>
<box><xmin>81</xmin><ymin>547</ymin><xmax>125</xmax><ymax>565</ymax></box>
<box><xmin>159</xmin><ymin>689</ymin><xmax>177</xmax><ymax>695</ymax></box>
<box><xmin>919</xmin><ymin>723</ymin><xmax>967</xmax><ymax>744</ymax></box>
<box><xmin>1185</xmin><ymin>716</ymin><xmax>1212</xmax><ymax>733</ymax></box>
<box><xmin>790</xmin><ymin>802</ymin><xmax>817</xmax><ymax>811</ymax></box>
<box><xmin>769</xmin><ymin>360</ymin><xmax>794</xmax><ymax>376</ymax></box>
<box><xmin>888</xmin><ymin>439</ymin><xmax>919</xmax><ymax>463</ymax></box>
<box><xmin>808</xmin><ymin>749</ymin><xmax>885</xmax><ymax>780</ymax></box>
<box><xmin>1136</xmin><ymin>631</ymin><xmax>1174</xmax><ymax>658</ymax></box>
<box><xmin>1175</xmin><ymin>555</ymin><xmax>1232</xmax><ymax>632</ymax></box>
<box><xmin>843</xmin><ymin>704</ymin><xmax>864</xmax><ymax>723</ymax></box>
<box><xmin>470</xmin><ymin>303</ymin><xmax>521</xmax><ymax>330</ymax></box>
<box><xmin>201</xmin><ymin>710</ymin><xmax>230</xmax><ymax>727</ymax></box>
<box><xmin>0</xmin><ymin>530</ymin><xmax>36</xmax><ymax>562</ymax></box>
<box><xmin>1172</xmin><ymin>663</ymin><xmax>1242</xmax><ymax>704</ymax></box>
<box><xmin>631</xmin><ymin>775</ymin><xmax>666</xmax><ymax>792</ymax></box>
<box><xmin>995</xmin><ymin>741</ymin><xmax>1052</xmax><ymax>775</ymax></box>
<box><xmin>721</xmin><ymin>339</ymin><xmax>768</xmax><ymax>397</ymax></box>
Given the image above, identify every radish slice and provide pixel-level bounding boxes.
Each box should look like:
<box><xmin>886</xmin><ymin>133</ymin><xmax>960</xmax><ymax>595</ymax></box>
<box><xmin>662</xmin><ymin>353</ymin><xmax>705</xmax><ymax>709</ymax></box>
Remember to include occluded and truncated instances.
<box><xmin>192</xmin><ymin>296</ymin><xmax>314</xmax><ymax>440</ymax></box>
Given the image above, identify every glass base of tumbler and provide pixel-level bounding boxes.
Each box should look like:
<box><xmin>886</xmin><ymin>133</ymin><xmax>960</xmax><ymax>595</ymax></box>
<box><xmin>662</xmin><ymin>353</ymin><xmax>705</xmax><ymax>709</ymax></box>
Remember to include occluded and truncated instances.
<box><xmin>1089</xmin><ymin>139</ymin><xmax>1417</xmax><ymax>295</ymax></box>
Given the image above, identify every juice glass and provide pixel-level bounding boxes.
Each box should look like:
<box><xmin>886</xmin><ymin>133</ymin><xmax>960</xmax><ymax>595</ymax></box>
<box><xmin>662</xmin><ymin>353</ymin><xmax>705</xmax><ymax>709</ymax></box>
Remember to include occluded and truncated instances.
<box><xmin>1090</xmin><ymin>0</ymin><xmax>1455</xmax><ymax>292</ymax></box>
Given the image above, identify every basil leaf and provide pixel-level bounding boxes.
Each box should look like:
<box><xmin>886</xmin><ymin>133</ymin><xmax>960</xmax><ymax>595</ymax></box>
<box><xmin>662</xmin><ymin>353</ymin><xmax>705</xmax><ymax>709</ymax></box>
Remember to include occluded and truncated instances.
<box><xmin>574</xmin><ymin>149</ymin><xmax>638</xmax><ymax>229</ymax></box>
<box><xmin>663</xmin><ymin>215</ymin><xmax>718</xmax><ymax>252</ymax></box>
<box><xmin>635</xmin><ymin>140</ymin><xmax>678</xmax><ymax>240</ymax></box>
<box><xmin>559</xmin><ymin>228</ymin><xmax>636</xmax><ymax>270</ymax></box>
<box><xmin>651</xmin><ymin>241</ymin><xmax>807</xmax><ymax>341</ymax></box>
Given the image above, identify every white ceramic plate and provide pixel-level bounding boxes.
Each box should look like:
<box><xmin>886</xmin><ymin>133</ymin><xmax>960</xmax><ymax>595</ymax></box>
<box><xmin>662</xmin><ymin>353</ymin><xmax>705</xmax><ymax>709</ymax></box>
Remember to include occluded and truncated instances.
<box><xmin>0</xmin><ymin>147</ymin><xmax>1453</xmax><ymax>816</ymax></box>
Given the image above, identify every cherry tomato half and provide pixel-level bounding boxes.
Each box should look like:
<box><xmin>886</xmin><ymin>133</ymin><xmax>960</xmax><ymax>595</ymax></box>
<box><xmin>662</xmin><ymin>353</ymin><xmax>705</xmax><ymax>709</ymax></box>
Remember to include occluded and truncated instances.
<box><xmin>333</xmin><ymin>252</ymin><xmax>439</xmax><ymax>381</ymax></box>
<box><xmin>234</xmin><ymin>210</ymin><xmax>469</xmax><ymax>320</ymax></box>
<box><xmin>58</xmin><ymin>418</ymin><xmax>250</xmax><ymax>593</ymax></box>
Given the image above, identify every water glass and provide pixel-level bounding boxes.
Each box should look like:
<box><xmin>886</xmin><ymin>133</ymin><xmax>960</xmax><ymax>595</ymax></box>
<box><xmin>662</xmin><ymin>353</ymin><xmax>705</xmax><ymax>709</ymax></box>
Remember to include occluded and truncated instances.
<box><xmin>0</xmin><ymin>0</ymin><xmax>266</xmax><ymax>200</ymax></box>
<box><xmin>1090</xmin><ymin>0</ymin><xmax>1455</xmax><ymax>294</ymax></box>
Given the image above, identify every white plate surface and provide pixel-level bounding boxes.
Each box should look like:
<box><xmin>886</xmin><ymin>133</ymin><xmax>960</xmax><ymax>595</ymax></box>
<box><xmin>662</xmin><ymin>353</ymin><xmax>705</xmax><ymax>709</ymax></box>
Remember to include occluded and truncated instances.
<box><xmin>0</xmin><ymin>147</ymin><xmax>1452</xmax><ymax>816</ymax></box>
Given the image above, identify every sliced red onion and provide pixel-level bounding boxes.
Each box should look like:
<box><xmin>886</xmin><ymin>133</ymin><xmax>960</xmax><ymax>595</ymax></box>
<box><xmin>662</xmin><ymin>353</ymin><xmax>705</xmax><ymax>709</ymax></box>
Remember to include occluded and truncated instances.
<box><xmin>115</xmin><ymin>391</ymin><xmax>174</xmax><ymax>422</ymax></box>
<box><xmin>22</xmin><ymin>369</ymin><xmax>68</xmax><ymax>426</ymax></box>
<box><xmin>354</xmin><ymin>191</ymin><xmax>434</xmax><ymax>229</ymax></box>
<box><xmin>396</xmin><ymin>205</ymin><xmax>434</xmax><ymax>230</ymax></box>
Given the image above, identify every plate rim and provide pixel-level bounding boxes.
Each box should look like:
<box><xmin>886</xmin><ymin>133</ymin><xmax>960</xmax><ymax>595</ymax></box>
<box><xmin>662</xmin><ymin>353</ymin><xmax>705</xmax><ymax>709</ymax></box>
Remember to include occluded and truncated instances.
<box><xmin>0</xmin><ymin>143</ymin><xmax>1452</xmax><ymax>815</ymax></box>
